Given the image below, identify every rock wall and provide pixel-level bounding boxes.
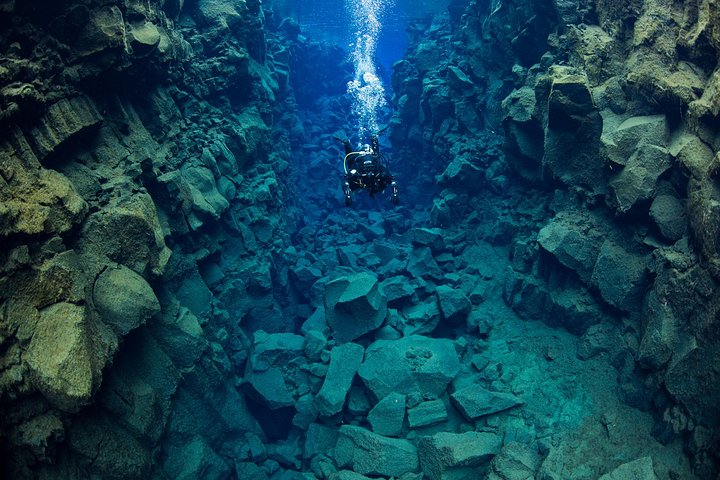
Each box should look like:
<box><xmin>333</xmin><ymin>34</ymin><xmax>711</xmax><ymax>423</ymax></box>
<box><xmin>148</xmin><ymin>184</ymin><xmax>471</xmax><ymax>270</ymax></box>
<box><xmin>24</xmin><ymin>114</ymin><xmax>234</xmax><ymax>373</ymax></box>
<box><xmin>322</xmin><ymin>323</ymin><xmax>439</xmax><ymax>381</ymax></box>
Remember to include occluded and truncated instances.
<box><xmin>0</xmin><ymin>0</ymin><xmax>297</xmax><ymax>477</ymax></box>
<box><xmin>390</xmin><ymin>0</ymin><xmax>720</xmax><ymax>476</ymax></box>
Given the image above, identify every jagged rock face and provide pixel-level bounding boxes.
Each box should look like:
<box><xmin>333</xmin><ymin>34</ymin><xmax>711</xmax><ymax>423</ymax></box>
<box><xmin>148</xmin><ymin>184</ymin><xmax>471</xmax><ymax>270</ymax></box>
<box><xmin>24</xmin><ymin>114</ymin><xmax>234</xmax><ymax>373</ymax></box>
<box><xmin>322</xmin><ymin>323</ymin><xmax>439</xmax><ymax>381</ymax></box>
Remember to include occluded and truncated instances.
<box><xmin>390</xmin><ymin>0</ymin><xmax>720</xmax><ymax>476</ymax></box>
<box><xmin>0</xmin><ymin>0</ymin><xmax>292</xmax><ymax>477</ymax></box>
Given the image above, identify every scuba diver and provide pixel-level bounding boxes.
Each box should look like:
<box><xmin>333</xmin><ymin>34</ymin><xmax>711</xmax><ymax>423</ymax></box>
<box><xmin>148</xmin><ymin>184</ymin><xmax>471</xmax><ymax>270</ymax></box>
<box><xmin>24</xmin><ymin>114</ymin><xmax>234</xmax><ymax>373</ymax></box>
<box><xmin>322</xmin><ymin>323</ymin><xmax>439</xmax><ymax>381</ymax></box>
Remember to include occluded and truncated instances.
<box><xmin>334</xmin><ymin>130</ymin><xmax>399</xmax><ymax>207</ymax></box>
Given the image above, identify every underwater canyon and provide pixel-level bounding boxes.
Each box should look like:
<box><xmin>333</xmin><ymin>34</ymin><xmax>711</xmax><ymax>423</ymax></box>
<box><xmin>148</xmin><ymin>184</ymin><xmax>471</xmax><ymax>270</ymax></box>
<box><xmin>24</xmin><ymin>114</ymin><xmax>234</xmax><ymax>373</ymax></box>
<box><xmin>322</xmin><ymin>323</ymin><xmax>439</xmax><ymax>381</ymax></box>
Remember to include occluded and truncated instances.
<box><xmin>1</xmin><ymin>0</ymin><xmax>720</xmax><ymax>478</ymax></box>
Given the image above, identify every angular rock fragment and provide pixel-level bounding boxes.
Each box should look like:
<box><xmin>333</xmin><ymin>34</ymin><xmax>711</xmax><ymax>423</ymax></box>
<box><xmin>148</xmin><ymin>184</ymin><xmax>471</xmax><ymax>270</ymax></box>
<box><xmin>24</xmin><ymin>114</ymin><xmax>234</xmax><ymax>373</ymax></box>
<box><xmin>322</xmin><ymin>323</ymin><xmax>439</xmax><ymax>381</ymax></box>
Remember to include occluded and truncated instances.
<box><xmin>324</xmin><ymin>272</ymin><xmax>387</xmax><ymax>342</ymax></box>
<box><xmin>598</xmin><ymin>456</ymin><xmax>658</xmax><ymax>480</ymax></box>
<box><xmin>243</xmin><ymin>332</ymin><xmax>305</xmax><ymax>410</ymax></box>
<box><xmin>486</xmin><ymin>442</ymin><xmax>542</xmax><ymax>480</ymax></box>
<box><xmin>78</xmin><ymin>192</ymin><xmax>171</xmax><ymax>277</ymax></box>
<box><xmin>436</xmin><ymin>285</ymin><xmax>471</xmax><ymax>324</ymax></box>
<box><xmin>608</xmin><ymin>144</ymin><xmax>672</xmax><ymax>213</ymax></box>
<box><xmin>537</xmin><ymin>212</ymin><xmax>605</xmax><ymax>283</ymax></box>
<box><xmin>543</xmin><ymin>69</ymin><xmax>604</xmax><ymax>193</ymax></box>
<box><xmin>358</xmin><ymin>335</ymin><xmax>460</xmax><ymax>400</ymax></box>
<box><xmin>502</xmin><ymin>86</ymin><xmax>544</xmax><ymax>181</ymax></box>
<box><xmin>380</xmin><ymin>276</ymin><xmax>416</xmax><ymax>306</ymax></box>
<box><xmin>335</xmin><ymin>425</ymin><xmax>418</xmax><ymax>477</ymax></box>
<box><xmin>411</xmin><ymin>227</ymin><xmax>446</xmax><ymax>252</ymax></box>
<box><xmin>649</xmin><ymin>194</ymin><xmax>687</xmax><ymax>242</ymax></box>
<box><xmin>450</xmin><ymin>384</ymin><xmax>523</xmax><ymax>420</ymax></box>
<box><xmin>407</xmin><ymin>246</ymin><xmax>443</xmax><ymax>279</ymax></box>
<box><xmin>407</xmin><ymin>399</ymin><xmax>447</xmax><ymax>429</ymax></box>
<box><xmin>418</xmin><ymin>431</ymin><xmax>502</xmax><ymax>480</ymax></box>
<box><xmin>402</xmin><ymin>296</ymin><xmax>441</xmax><ymax>335</ymax></box>
<box><xmin>93</xmin><ymin>265</ymin><xmax>160</xmax><ymax>336</ymax></box>
<box><xmin>367</xmin><ymin>392</ymin><xmax>406</xmax><ymax>437</ymax></box>
<box><xmin>29</xmin><ymin>96</ymin><xmax>102</xmax><ymax>160</ymax></box>
<box><xmin>304</xmin><ymin>423</ymin><xmax>338</xmax><ymax>460</ymax></box>
<box><xmin>591</xmin><ymin>240</ymin><xmax>647</xmax><ymax>312</ymax></box>
<box><xmin>601</xmin><ymin>114</ymin><xmax>668</xmax><ymax>168</ymax></box>
<box><xmin>315</xmin><ymin>342</ymin><xmax>364</xmax><ymax>417</ymax></box>
<box><xmin>26</xmin><ymin>302</ymin><xmax>101</xmax><ymax>411</ymax></box>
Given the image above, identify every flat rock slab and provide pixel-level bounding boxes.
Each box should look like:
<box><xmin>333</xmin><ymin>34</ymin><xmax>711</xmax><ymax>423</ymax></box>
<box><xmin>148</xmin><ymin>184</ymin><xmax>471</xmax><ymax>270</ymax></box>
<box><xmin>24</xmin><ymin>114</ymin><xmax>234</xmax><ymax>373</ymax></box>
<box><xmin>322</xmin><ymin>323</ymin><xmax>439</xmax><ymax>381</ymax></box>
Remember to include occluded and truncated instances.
<box><xmin>315</xmin><ymin>342</ymin><xmax>365</xmax><ymax>417</ymax></box>
<box><xmin>408</xmin><ymin>399</ymin><xmax>447</xmax><ymax>429</ymax></box>
<box><xmin>418</xmin><ymin>431</ymin><xmax>502</xmax><ymax>480</ymax></box>
<box><xmin>335</xmin><ymin>425</ymin><xmax>419</xmax><ymax>477</ymax></box>
<box><xmin>450</xmin><ymin>384</ymin><xmax>523</xmax><ymax>420</ymax></box>
<box><xmin>358</xmin><ymin>335</ymin><xmax>460</xmax><ymax>401</ymax></box>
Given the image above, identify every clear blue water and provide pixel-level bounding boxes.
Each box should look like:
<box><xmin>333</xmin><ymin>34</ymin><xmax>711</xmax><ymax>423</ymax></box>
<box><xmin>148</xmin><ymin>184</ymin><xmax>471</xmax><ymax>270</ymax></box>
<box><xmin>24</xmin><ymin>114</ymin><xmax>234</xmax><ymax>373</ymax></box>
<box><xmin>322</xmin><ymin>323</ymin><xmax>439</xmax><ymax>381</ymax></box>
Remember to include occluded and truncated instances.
<box><xmin>272</xmin><ymin>0</ymin><xmax>449</xmax><ymax>80</ymax></box>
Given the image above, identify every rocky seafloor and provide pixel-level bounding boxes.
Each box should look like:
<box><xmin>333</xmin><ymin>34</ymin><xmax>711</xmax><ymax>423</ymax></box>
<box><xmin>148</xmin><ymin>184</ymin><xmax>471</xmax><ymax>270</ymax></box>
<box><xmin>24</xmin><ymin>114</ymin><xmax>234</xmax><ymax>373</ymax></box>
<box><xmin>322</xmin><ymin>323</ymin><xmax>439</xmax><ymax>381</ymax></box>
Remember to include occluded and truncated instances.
<box><xmin>1</xmin><ymin>0</ymin><xmax>719</xmax><ymax>479</ymax></box>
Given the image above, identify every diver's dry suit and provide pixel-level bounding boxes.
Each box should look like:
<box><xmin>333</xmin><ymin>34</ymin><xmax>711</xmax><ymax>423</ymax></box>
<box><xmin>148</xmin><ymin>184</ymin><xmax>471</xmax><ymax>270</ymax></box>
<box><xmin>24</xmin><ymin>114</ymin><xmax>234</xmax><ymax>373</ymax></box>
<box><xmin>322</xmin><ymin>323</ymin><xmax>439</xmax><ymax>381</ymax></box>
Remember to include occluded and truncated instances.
<box><xmin>340</xmin><ymin>135</ymin><xmax>399</xmax><ymax>206</ymax></box>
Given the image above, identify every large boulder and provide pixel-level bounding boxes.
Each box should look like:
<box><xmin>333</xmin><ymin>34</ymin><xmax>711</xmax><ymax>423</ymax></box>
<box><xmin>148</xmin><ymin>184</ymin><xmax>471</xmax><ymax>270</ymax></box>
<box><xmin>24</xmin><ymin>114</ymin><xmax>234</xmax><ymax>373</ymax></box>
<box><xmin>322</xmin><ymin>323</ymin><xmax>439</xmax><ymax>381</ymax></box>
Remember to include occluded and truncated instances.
<box><xmin>537</xmin><ymin>212</ymin><xmax>605</xmax><ymax>283</ymax></box>
<box><xmin>418</xmin><ymin>431</ymin><xmax>503</xmax><ymax>480</ymax></box>
<box><xmin>608</xmin><ymin>144</ymin><xmax>672</xmax><ymax>213</ymax></box>
<box><xmin>25</xmin><ymin>302</ymin><xmax>103</xmax><ymax>412</ymax></box>
<box><xmin>601</xmin><ymin>114</ymin><xmax>668</xmax><ymax>168</ymax></box>
<box><xmin>315</xmin><ymin>342</ymin><xmax>365</xmax><ymax>417</ymax></box>
<box><xmin>649</xmin><ymin>194</ymin><xmax>687</xmax><ymax>242</ymax></box>
<box><xmin>75</xmin><ymin>6</ymin><xmax>127</xmax><ymax>57</ymax></box>
<box><xmin>69</xmin><ymin>409</ymin><xmax>151</xmax><ymax>479</ymax></box>
<box><xmin>93</xmin><ymin>265</ymin><xmax>160</xmax><ymax>336</ymax></box>
<box><xmin>78</xmin><ymin>192</ymin><xmax>171</xmax><ymax>277</ymax></box>
<box><xmin>324</xmin><ymin>273</ymin><xmax>387</xmax><ymax>342</ymax></box>
<box><xmin>358</xmin><ymin>335</ymin><xmax>460</xmax><ymax>401</ymax></box>
<box><xmin>450</xmin><ymin>384</ymin><xmax>524</xmax><ymax>420</ymax></box>
<box><xmin>436</xmin><ymin>285</ymin><xmax>472</xmax><ymax>324</ymax></box>
<box><xmin>665</xmin><ymin>345</ymin><xmax>720</xmax><ymax>428</ymax></box>
<box><xmin>590</xmin><ymin>240</ymin><xmax>647</xmax><ymax>312</ymax></box>
<box><xmin>98</xmin><ymin>329</ymin><xmax>180</xmax><ymax>444</ymax></box>
<box><xmin>335</xmin><ymin>425</ymin><xmax>419</xmax><ymax>477</ymax></box>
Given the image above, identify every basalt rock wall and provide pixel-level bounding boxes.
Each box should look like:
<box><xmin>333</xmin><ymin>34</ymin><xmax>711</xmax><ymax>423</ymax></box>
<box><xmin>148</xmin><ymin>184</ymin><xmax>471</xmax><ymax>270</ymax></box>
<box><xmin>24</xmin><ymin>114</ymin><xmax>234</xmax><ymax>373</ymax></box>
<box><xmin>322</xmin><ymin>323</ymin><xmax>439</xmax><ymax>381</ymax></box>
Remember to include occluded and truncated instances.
<box><xmin>390</xmin><ymin>0</ymin><xmax>720</xmax><ymax>476</ymax></box>
<box><xmin>0</xmin><ymin>0</ymin><xmax>297</xmax><ymax>477</ymax></box>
